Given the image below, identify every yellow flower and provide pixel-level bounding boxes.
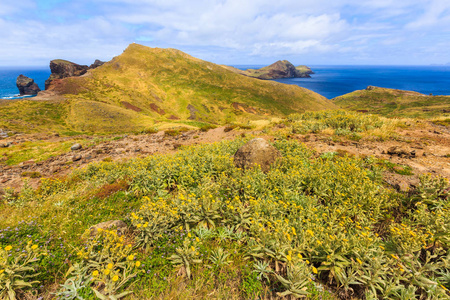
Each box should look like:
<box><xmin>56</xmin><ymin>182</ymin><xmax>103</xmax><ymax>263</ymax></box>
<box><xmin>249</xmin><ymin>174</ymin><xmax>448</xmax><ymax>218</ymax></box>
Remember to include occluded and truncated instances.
<box><xmin>297</xmin><ymin>253</ymin><xmax>303</xmax><ymax>259</ymax></box>
<box><xmin>127</xmin><ymin>255</ymin><xmax>134</xmax><ymax>261</ymax></box>
<box><xmin>196</xmin><ymin>237</ymin><xmax>200</xmax><ymax>243</ymax></box>
<box><xmin>0</xmin><ymin>270</ymin><xmax>4</xmax><ymax>274</ymax></box>
<box><xmin>312</xmin><ymin>267</ymin><xmax>318</xmax><ymax>274</ymax></box>
<box><xmin>286</xmin><ymin>255</ymin><xmax>292</xmax><ymax>262</ymax></box>
<box><xmin>107</xmin><ymin>263</ymin><xmax>114</xmax><ymax>270</ymax></box>
<box><xmin>104</xmin><ymin>269</ymin><xmax>110</xmax><ymax>275</ymax></box>
<box><xmin>135</xmin><ymin>261</ymin><xmax>141</xmax><ymax>267</ymax></box>
<box><xmin>4</xmin><ymin>245</ymin><xmax>12</xmax><ymax>251</ymax></box>
<box><xmin>92</xmin><ymin>270</ymin><xmax>99</xmax><ymax>277</ymax></box>
<box><xmin>356</xmin><ymin>258</ymin><xmax>363</xmax><ymax>265</ymax></box>
<box><xmin>31</xmin><ymin>245</ymin><xmax>38</xmax><ymax>250</ymax></box>
<box><xmin>112</xmin><ymin>275</ymin><xmax>119</xmax><ymax>282</ymax></box>
<box><xmin>191</xmin><ymin>246</ymin><xmax>195</xmax><ymax>252</ymax></box>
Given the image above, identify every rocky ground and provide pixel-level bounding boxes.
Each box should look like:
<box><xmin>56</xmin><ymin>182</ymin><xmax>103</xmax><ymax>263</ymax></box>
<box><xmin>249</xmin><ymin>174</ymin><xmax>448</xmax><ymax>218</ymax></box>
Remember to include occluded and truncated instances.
<box><xmin>0</xmin><ymin>123</ymin><xmax>449</xmax><ymax>195</ymax></box>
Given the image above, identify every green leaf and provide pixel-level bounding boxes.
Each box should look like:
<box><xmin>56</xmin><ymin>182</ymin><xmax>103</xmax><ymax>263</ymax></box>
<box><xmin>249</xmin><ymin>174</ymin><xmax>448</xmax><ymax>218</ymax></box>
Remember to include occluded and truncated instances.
<box><xmin>92</xmin><ymin>288</ymin><xmax>108</xmax><ymax>300</ymax></box>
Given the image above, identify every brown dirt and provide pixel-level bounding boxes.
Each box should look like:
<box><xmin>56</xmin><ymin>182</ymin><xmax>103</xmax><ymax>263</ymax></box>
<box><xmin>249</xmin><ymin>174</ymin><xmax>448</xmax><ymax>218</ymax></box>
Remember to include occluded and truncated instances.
<box><xmin>0</xmin><ymin>123</ymin><xmax>448</xmax><ymax>194</ymax></box>
<box><xmin>121</xmin><ymin>101</ymin><xmax>142</xmax><ymax>112</ymax></box>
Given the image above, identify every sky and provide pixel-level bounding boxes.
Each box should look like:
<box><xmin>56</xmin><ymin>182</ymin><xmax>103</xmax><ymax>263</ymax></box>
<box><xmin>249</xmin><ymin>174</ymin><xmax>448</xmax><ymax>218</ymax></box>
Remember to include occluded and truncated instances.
<box><xmin>1</xmin><ymin>0</ymin><xmax>450</xmax><ymax>66</ymax></box>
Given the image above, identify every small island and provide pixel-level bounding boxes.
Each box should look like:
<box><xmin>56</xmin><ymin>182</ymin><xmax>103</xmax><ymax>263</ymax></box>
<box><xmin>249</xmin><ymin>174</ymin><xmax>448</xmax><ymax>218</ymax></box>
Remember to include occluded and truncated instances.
<box><xmin>223</xmin><ymin>60</ymin><xmax>314</xmax><ymax>80</ymax></box>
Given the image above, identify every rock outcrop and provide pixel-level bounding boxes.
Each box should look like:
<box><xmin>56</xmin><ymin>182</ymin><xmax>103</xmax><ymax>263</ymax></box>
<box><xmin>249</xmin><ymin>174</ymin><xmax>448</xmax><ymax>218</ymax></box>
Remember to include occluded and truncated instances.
<box><xmin>16</xmin><ymin>75</ymin><xmax>41</xmax><ymax>95</ymax></box>
<box><xmin>45</xmin><ymin>60</ymin><xmax>90</xmax><ymax>89</ymax></box>
<box><xmin>233</xmin><ymin>60</ymin><xmax>314</xmax><ymax>80</ymax></box>
<box><xmin>90</xmin><ymin>59</ymin><xmax>105</xmax><ymax>69</ymax></box>
<box><xmin>44</xmin><ymin>59</ymin><xmax>107</xmax><ymax>89</ymax></box>
<box><xmin>234</xmin><ymin>138</ymin><xmax>282</xmax><ymax>173</ymax></box>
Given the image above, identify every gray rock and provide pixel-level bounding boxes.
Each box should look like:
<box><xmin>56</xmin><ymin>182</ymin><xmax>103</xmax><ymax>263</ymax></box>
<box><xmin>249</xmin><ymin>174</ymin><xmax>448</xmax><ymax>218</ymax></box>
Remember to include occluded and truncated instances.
<box><xmin>395</xmin><ymin>181</ymin><xmax>410</xmax><ymax>193</ymax></box>
<box><xmin>234</xmin><ymin>138</ymin><xmax>282</xmax><ymax>173</ymax></box>
<box><xmin>89</xmin><ymin>220</ymin><xmax>128</xmax><ymax>237</ymax></box>
<box><xmin>387</xmin><ymin>146</ymin><xmax>413</xmax><ymax>157</ymax></box>
<box><xmin>16</xmin><ymin>75</ymin><xmax>41</xmax><ymax>95</ymax></box>
<box><xmin>72</xmin><ymin>154</ymin><xmax>82</xmax><ymax>162</ymax></box>
<box><xmin>71</xmin><ymin>143</ymin><xmax>82</xmax><ymax>151</ymax></box>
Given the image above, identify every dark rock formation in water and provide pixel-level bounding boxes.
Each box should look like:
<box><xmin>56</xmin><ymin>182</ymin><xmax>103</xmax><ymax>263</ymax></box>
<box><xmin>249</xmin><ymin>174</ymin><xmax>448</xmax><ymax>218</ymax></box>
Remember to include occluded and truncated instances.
<box><xmin>16</xmin><ymin>75</ymin><xmax>41</xmax><ymax>95</ymax></box>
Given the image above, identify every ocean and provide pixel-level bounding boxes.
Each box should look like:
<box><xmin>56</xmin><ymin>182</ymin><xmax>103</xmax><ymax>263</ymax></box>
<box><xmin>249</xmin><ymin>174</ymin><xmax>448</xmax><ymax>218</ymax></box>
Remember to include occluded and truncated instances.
<box><xmin>1</xmin><ymin>65</ymin><xmax>450</xmax><ymax>100</ymax></box>
<box><xmin>0</xmin><ymin>67</ymin><xmax>50</xmax><ymax>99</ymax></box>
<box><xmin>235</xmin><ymin>65</ymin><xmax>450</xmax><ymax>99</ymax></box>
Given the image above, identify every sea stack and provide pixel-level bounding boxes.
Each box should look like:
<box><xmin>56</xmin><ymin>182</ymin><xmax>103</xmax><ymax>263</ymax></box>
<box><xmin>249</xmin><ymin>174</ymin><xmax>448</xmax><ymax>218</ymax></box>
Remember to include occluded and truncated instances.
<box><xmin>16</xmin><ymin>75</ymin><xmax>41</xmax><ymax>95</ymax></box>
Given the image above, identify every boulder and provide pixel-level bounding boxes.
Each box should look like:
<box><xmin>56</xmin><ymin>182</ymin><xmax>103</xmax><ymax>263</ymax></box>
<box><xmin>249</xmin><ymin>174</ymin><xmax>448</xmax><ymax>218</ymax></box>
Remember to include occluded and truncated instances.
<box><xmin>234</xmin><ymin>138</ymin><xmax>281</xmax><ymax>173</ymax></box>
<box><xmin>89</xmin><ymin>220</ymin><xmax>128</xmax><ymax>237</ymax></box>
<box><xmin>72</xmin><ymin>154</ymin><xmax>82</xmax><ymax>162</ymax></box>
<box><xmin>16</xmin><ymin>75</ymin><xmax>41</xmax><ymax>95</ymax></box>
<box><xmin>71</xmin><ymin>143</ymin><xmax>82</xmax><ymax>151</ymax></box>
<box><xmin>386</xmin><ymin>146</ymin><xmax>413</xmax><ymax>157</ymax></box>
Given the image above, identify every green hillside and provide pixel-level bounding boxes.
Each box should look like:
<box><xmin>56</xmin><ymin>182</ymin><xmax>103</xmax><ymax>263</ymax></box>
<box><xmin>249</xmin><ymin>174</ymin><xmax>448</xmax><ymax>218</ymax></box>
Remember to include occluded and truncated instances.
<box><xmin>333</xmin><ymin>86</ymin><xmax>450</xmax><ymax>118</ymax></box>
<box><xmin>44</xmin><ymin>44</ymin><xmax>334</xmax><ymax>133</ymax></box>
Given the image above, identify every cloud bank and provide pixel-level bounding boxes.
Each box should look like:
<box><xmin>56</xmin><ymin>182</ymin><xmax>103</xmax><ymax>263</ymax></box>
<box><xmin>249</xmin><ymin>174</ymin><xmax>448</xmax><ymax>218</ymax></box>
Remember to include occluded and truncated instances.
<box><xmin>0</xmin><ymin>0</ymin><xmax>449</xmax><ymax>66</ymax></box>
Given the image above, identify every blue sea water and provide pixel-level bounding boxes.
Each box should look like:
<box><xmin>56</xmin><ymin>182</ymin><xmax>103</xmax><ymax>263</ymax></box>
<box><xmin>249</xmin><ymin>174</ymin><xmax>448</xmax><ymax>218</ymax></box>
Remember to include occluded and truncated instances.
<box><xmin>235</xmin><ymin>65</ymin><xmax>450</xmax><ymax>99</ymax></box>
<box><xmin>1</xmin><ymin>65</ymin><xmax>450</xmax><ymax>100</ymax></box>
<box><xmin>0</xmin><ymin>67</ymin><xmax>50</xmax><ymax>99</ymax></box>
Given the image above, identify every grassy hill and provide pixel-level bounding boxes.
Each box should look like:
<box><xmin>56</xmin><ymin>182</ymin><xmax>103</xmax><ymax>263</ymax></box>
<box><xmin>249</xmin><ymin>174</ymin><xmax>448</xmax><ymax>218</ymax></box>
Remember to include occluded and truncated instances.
<box><xmin>32</xmin><ymin>44</ymin><xmax>333</xmax><ymax>134</ymax></box>
<box><xmin>333</xmin><ymin>86</ymin><xmax>450</xmax><ymax>118</ymax></box>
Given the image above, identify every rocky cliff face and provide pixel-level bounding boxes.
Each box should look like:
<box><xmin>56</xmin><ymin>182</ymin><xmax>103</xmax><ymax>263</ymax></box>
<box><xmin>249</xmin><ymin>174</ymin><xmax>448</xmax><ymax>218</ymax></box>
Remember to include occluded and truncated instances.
<box><xmin>90</xmin><ymin>59</ymin><xmax>105</xmax><ymax>69</ymax></box>
<box><xmin>44</xmin><ymin>59</ymin><xmax>107</xmax><ymax>89</ymax></box>
<box><xmin>16</xmin><ymin>75</ymin><xmax>41</xmax><ymax>95</ymax></box>
<box><xmin>44</xmin><ymin>60</ymin><xmax>89</xmax><ymax>89</ymax></box>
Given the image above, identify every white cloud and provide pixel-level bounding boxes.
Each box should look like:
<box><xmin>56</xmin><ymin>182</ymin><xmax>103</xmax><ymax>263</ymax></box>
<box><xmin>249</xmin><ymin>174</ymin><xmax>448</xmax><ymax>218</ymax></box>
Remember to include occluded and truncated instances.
<box><xmin>0</xmin><ymin>0</ymin><xmax>449</xmax><ymax>65</ymax></box>
<box><xmin>406</xmin><ymin>0</ymin><xmax>450</xmax><ymax>29</ymax></box>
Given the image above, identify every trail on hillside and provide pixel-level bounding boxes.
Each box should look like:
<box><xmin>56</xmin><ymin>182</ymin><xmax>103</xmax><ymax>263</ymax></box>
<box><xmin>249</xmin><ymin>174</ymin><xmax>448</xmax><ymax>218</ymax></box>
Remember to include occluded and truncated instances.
<box><xmin>0</xmin><ymin>124</ymin><xmax>449</xmax><ymax>194</ymax></box>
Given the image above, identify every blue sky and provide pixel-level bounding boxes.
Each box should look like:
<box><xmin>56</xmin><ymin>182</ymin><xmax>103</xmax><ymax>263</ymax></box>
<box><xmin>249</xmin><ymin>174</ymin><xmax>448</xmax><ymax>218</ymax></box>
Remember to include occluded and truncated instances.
<box><xmin>1</xmin><ymin>0</ymin><xmax>449</xmax><ymax>66</ymax></box>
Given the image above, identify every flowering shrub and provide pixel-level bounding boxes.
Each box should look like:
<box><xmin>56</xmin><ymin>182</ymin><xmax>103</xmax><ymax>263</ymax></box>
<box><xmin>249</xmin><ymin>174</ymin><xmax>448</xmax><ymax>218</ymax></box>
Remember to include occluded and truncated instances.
<box><xmin>0</xmin><ymin>242</ymin><xmax>46</xmax><ymax>299</ymax></box>
<box><xmin>2</xmin><ymin>134</ymin><xmax>449</xmax><ymax>298</ymax></box>
<box><xmin>59</xmin><ymin>229</ymin><xmax>141</xmax><ymax>299</ymax></box>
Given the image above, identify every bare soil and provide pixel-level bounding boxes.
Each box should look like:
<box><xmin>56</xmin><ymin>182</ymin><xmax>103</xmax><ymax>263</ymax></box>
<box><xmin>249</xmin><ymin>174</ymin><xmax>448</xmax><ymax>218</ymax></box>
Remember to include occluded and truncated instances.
<box><xmin>0</xmin><ymin>123</ymin><xmax>449</xmax><ymax>194</ymax></box>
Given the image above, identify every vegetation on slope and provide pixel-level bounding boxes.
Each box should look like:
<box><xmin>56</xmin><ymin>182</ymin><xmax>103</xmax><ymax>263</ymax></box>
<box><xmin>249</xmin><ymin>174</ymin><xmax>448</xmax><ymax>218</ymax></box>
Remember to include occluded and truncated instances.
<box><xmin>1</xmin><ymin>44</ymin><xmax>336</xmax><ymax>135</ymax></box>
<box><xmin>333</xmin><ymin>86</ymin><xmax>450</xmax><ymax>118</ymax></box>
<box><xmin>1</xmin><ymin>113</ymin><xmax>448</xmax><ymax>299</ymax></box>
<box><xmin>0</xmin><ymin>100</ymin><xmax>70</xmax><ymax>135</ymax></box>
<box><xmin>49</xmin><ymin>44</ymin><xmax>334</xmax><ymax>130</ymax></box>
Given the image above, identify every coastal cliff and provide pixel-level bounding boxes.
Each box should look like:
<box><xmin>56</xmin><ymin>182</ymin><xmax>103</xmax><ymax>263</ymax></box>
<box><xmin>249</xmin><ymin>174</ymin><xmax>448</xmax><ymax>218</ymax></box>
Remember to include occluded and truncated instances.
<box><xmin>44</xmin><ymin>59</ymin><xmax>105</xmax><ymax>89</ymax></box>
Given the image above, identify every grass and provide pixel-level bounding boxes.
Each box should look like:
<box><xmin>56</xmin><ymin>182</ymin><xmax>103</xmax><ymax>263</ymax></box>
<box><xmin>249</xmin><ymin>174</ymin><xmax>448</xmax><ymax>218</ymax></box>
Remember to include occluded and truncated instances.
<box><xmin>1</xmin><ymin>134</ymin><xmax>448</xmax><ymax>299</ymax></box>
<box><xmin>0</xmin><ymin>139</ymin><xmax>80</xmax><ymax>165</ymax></box>
<box><xmin>263</xmin><ymin>110</ymin><xmax>401</xmax><ymax>142</ymax></box>
<box><xmin>54</xmin><ymin>44</ymin><xmax>335</xmax><ymax>125</ymax></box>
<box><xmin>333</xmin><ymin>86</ymin><xmax>450</xmax><ymax>119</ymax></box>
<box><xmin>0</xmin><ymin>100</ymin><xmax>69</xmax><ymax>134</ymax></box>
<box><xmin>1</xmin><ymin>44</ymin><xmax>336</xmax><ymax>135</ymax></box>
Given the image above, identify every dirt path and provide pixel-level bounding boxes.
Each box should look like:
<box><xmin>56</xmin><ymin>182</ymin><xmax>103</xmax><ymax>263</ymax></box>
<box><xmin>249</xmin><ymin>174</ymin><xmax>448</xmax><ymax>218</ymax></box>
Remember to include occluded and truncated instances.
<box><xmin>0</xmin><ymin>124</ymin><xmax>449</xmax><ymax>194</ymax></box>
